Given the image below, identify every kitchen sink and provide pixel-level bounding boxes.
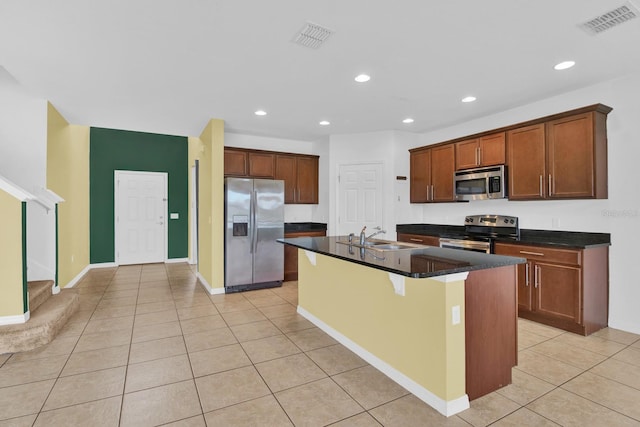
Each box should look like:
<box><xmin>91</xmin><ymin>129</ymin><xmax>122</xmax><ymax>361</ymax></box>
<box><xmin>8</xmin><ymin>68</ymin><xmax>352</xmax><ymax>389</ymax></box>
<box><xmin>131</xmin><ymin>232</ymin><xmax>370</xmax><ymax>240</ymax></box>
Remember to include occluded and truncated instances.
<box><xmin>367</xmin><ymin>243</ymin><xmax>417</xmax><ymax>251</ymax></box>
<box><xmin>336</xmin><ymin>239</ymin><xmax>423</xmax><ymax>251</ymax></box>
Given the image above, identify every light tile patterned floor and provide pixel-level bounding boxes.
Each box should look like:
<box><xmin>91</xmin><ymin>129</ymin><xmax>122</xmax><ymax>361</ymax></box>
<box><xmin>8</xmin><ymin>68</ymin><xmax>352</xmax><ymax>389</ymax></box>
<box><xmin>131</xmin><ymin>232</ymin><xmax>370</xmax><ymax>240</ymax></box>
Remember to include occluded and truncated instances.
<box><xmin>1</xmin><ymin>262</ymin><xmax>640</xmax><ymax>426</ymax></box>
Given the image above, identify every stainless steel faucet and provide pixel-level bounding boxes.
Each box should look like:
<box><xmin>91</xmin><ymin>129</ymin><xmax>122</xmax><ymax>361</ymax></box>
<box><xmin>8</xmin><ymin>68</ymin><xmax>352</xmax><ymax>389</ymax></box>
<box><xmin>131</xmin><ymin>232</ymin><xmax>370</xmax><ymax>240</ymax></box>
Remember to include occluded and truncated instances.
<box><xmin>366</xmin><ymin>226</ymin><xmax>386</xmax><ymax>240</ymax></box>
<box><xmin>359</xmin><ymin>226</ymin><xmax>367</xmax><ymax>245</ymax></box>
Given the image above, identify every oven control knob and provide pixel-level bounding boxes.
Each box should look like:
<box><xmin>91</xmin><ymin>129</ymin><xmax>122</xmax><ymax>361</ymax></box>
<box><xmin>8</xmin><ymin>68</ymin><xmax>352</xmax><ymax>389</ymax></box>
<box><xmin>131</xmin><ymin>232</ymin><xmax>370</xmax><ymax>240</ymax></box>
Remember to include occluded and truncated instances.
<box><xmin>504</xmin><ymin>218</ymin><xmax>508</xmax><ymax>223</ymax></box>
<box><xmin>510</xmin><ymin>219</ymin><xmax>515</xmax><ymax>224</ymax></box>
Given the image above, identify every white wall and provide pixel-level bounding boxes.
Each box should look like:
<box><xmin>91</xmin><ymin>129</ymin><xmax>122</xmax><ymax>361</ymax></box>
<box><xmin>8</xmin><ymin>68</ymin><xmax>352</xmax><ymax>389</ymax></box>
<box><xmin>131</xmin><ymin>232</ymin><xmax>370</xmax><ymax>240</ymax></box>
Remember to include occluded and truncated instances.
<box><xmin>0</xmin><ymin>68</ymin><xmax>54</xmax><ymax>282</ymax></box>
<box><xmin>327</xmin><ymin>130</ymin><xmax>419</xmax><ymax>238</ymax></box>
<box><xmin>391</xmin><ymin>72</ymin><xmax>640</xmax><ymax>334</ymax></box>
<box><xmin>224</xmin><ymin>132</ymin><xmax>329</xmax><ymax>224</ymax></box>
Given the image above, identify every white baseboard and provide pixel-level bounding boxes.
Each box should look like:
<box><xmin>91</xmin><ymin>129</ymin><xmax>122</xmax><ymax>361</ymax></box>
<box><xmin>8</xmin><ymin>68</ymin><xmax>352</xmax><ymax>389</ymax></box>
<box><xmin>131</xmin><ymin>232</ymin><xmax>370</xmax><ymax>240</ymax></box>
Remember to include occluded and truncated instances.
<box><xmin>0</xmin><ymin>311</ymin><xmax>30</xmax><ymax>326</ymax></box>
<box><xmin>63</xmin><ymin>265</ymin><xmax>91</xmax><ymax>288</ymax></box>
<box><xmin>196</xmin><ymin>273</ymin><xmax>225</xmax><ymax>295</ymax></box>
<box><xmin>52</xmin><ymin>284</ymin><xmax>60</xmax><ymax>294</ymax></box>
<box><xmin>297</xmin><ymin>306</ymin><xmax>470</xmax><ymax>417</ymax></box>
<box><xmin>165</xmin><ymin>258</ymin><xmax>189</xmax><ymax>264</ymax></box>
<box><xmin>89</xmin><ymin>262</ymin><xmax>118</xmax><ymax>269</ymax></box>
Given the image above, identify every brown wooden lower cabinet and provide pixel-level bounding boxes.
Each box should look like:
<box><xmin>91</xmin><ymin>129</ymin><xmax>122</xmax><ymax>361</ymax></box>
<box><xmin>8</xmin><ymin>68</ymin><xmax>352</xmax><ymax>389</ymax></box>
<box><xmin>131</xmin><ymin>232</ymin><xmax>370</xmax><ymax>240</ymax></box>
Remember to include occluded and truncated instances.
<box><xmin>494</xmin><ymin>242</ymin><xmax>609</xmax><ymax>335</ymax></box>
<box><xmin>465</xmin><ymin>266</ymin><xmax>518</xmax><ymax>400</ymax></box>
<box><xmin>396</xmin><ymin>232</ymin><xmax>440</xmax><ymax>246</ymax></box>
<box><xmin>284</xmin><ymin>230</ymin><xmax>326</xmax><ymax>281</ymax></box>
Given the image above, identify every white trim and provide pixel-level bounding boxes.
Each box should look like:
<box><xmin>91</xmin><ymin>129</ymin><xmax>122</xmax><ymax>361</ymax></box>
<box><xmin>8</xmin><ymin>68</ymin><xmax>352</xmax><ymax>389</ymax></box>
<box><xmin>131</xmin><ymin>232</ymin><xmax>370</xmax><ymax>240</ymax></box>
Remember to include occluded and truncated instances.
<box><xmin>52</xmin><ymin>284</ymin><xmax>60</xmax><ymax>294</ymax></box>
<box><xmin>297</xmin><ymin>306</ymin><xmax>470</xmax><ymax>417</ymax></box>
<box><xmin>166</xmin><ymin>258</ymin><xmax>189</xmax><ymax>264</ymax></box>
<box><xmin>89</xmin><ymin>262</ymin><xmax>118</xmax><ymax>269</ymax></box>
<box><xmin>0</xmin><ymin>311</ymin><xmax>30</xmax><ymax>326</ymax></box>
<box><xmin>63</xmin><ymin>265</ymin><xmax>91</xmax><ymax>288</ymax></box>
<box><xmin>197</xmin><ymin>273</ymin><xmax>225</xmax><ymax>295</ymax></box>
<box><xmin>0</xmin><ymin>175</ymin><xmax>35</xmax><ymax>201</ymax></box>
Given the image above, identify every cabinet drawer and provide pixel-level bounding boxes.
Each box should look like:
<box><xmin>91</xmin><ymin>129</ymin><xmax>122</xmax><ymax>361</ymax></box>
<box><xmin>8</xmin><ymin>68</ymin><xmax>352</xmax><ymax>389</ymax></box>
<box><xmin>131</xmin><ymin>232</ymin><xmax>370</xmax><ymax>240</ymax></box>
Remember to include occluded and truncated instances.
<box><xmin>494</xmin><ymin>242</ymin><xmax>581</xmax><ymax>266</ymax></box>
<box><xmin>397</xmin><ymin>233</ymin><xmax>440</xmax><ymax>246</ymax></box>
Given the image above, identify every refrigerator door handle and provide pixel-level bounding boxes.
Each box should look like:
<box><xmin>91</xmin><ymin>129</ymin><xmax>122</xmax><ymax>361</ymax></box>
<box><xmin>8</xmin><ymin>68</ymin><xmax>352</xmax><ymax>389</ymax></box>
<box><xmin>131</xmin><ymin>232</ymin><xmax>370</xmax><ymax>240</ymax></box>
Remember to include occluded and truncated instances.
<box><xmin>252</xmin><ymin>189</ymin><xmax>258</xmax><ymax>254</ymax></box>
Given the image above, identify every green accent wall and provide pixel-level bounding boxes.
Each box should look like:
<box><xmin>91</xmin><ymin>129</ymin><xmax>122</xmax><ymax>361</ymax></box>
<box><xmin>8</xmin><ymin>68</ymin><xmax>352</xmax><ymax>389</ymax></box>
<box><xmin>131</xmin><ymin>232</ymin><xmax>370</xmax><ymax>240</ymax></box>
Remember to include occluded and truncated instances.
<box><xmin>90</xmin><ymin>128</ymin><xmax>188</xmax><ymax>263</ymax></box>
<box><xmin>22</xmin><ymin>201</ymin><xmax>28</xmax><ymax>313</ymax></box>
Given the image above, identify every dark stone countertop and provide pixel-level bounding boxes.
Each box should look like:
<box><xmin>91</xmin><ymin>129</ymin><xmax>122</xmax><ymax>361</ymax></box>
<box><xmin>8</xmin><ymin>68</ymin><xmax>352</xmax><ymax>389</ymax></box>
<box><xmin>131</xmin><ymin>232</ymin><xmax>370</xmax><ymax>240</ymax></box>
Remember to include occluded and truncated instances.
<box><xmin>396</xmin><ymin>224</ymin><xmax>610</xmax><ymax>249</ymax></box>
<box><xmin>285</xmin><ymin>222</ymin><xmax>327</xmax><ymax>233</ymax></box>
<box><xmin>278</xmin><ymin>236</ymin><xmax>525</xmax><ymax>279</ymax></box>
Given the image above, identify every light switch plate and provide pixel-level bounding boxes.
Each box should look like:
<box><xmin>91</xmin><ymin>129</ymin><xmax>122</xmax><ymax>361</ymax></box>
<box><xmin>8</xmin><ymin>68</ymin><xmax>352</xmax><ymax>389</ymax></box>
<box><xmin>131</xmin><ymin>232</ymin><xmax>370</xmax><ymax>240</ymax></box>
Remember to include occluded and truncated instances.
<box><xmin>170</xmin><ymin>213</ymin><xmax>179</xmax><ymax>219</ymax></box>
<box><xmin>452</xmin><ymin>305</ymin><xmax>461</xmax><ymax>325</ymax></box>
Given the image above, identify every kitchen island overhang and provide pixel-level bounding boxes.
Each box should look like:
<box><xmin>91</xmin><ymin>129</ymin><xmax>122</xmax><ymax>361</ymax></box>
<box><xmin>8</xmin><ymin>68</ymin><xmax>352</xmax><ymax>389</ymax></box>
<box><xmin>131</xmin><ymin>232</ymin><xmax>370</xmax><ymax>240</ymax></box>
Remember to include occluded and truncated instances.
<box><xmin>278</xmin><ymin>236</ymin><xmax>525</xmax><ymax>417</ymax></box>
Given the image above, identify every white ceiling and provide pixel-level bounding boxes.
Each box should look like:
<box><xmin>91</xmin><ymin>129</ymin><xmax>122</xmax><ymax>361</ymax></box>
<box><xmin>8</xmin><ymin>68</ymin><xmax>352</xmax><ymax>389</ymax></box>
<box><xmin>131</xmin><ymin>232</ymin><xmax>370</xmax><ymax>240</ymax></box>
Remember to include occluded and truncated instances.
<box><xmin>1</xmin><ymin>0</ymin><xmax>639</xmax><ymax>141</ymax></box>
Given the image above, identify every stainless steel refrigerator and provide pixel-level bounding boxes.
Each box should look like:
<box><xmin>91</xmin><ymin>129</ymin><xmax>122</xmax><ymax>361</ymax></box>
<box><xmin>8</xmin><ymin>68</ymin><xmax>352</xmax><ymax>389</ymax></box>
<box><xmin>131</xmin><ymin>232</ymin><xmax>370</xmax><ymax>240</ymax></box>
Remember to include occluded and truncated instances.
<box><xmin>224</xmin><ymin>177</ymin><xmax>284</xmax><ymax>292</ymax></box>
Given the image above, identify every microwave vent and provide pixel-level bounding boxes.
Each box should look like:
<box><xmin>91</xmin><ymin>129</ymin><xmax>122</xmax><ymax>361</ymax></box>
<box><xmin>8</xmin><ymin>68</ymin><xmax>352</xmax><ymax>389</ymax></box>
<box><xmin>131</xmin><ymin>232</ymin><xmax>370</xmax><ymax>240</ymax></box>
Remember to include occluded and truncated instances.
<box><xmin>292</xmin><ymin>22</ymin><xmax>334</xmax><ymax>49</ymax></box>
<box><xmin>579</xmin><ymin>2</ymin><xmax>639</xmax><ymax>35</ymax></box>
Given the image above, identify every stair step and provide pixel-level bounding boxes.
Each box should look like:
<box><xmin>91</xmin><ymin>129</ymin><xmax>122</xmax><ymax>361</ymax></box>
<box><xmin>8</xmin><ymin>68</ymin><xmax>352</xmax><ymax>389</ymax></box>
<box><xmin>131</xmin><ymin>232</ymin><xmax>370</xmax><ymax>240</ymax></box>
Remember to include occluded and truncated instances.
<box><xmin>0</xmin><ymin>289</ymin><xmax>79</xmax><ymax>354</ymax></box>
<box><xmin>28</xmin><ymin>280</ymin><xmax>53</xmax><ymax>313</ymax></box>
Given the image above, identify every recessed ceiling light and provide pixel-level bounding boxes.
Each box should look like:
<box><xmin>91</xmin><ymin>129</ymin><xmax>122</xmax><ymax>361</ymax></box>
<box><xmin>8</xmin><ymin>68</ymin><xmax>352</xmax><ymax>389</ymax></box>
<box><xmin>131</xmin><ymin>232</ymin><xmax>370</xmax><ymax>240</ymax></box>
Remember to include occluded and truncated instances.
<box><xmin>319</xmin><ymin>120</ymin><xmax>330</xmax><ymax>126</ymax></box>
<box><xmin>461</xmin><ymin>96</ymin><xmax>477</xmax><ymax>103</ymax></box>
<box><xmin>354</xmin><ymin>74</ymin><xmax>371</xmax><ymax>83</ymax></box>
<box><xmin>554</xmin><ymin>60</ymin><xmax>575</xmax><ymax>70</ymax></box>
<box><xmin>402</xmin><ymin>118</ymin><xmax>414</xmax><ymax>124</ymax></box>
<box><xmin>254</xmin><ymin>110</ymin><xmax>267</xmax><ymax>116</ymax></box>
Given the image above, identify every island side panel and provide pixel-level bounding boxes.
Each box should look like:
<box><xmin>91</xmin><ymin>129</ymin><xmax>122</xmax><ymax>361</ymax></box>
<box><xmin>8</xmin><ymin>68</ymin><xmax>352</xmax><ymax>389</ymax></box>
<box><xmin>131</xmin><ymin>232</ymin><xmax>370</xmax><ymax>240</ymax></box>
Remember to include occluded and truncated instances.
<box><xmin>464</xmin><ymin>266</ymin><xmax>517</xmax><ymax>400</ymax></box>
<box><xmin>297</xmin><ymin>250</ymin><xmax>467</xmax><ymax>406</ymax></box>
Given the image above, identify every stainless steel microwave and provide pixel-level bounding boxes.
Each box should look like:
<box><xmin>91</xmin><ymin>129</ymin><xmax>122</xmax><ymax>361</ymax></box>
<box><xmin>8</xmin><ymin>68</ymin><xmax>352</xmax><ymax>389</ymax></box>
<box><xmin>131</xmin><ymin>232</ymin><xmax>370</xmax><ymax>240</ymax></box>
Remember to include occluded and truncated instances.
<box><xmin>454</xmin><ymin>165</ymin><xmax>507</xmax><ymax>201</ymax></box>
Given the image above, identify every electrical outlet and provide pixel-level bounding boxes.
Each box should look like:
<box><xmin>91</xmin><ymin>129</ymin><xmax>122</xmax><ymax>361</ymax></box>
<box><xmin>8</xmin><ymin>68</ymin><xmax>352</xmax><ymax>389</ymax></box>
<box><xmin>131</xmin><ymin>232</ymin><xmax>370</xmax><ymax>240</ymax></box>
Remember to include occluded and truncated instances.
<box><xmin>452</xmin><ymin>305</ymin><xmax>461</xmax><ymax>325</ymax></box>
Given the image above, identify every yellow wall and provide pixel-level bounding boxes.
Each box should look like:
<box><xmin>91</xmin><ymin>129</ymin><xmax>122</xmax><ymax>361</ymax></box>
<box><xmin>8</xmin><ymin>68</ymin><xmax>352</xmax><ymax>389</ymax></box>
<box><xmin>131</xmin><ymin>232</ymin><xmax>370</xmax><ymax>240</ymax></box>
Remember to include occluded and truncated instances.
<box><xmin>46</xmin><ymin>103</ymin><xmax>90</xmax><ymax>287</ymax></box>
<box><xmin>190</xmin><ymin>119</ymin><xmax>224</xmax><ymax>291</ymax></box>
<box><xmin>0</xmin><ymin>191</ymin><xmax>25</xmax><ymax>316</ymax></box>
<box><xmin>298</xmin><ymin>251</ymin><xmax>466</xmax><ymax>401</ymax></box>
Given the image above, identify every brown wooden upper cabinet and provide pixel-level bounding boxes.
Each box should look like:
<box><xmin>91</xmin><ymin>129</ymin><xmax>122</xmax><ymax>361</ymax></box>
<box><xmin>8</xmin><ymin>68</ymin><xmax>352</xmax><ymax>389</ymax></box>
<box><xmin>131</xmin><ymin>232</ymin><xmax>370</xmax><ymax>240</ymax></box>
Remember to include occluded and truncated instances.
<box><xmin>248</xmin><ymin>152</ymin><xmax>275</xmax><ymax>178</ymax></box>
<box><xmin>507</xmin><ymin>106</ymin><xmax>611</xmax><ymax>200</ymax></box>
<box><xmin>455</xmin><ymin>132</ymin><xmax>505</xmax><ymax>170</ymax></box>
<box><xmin>275</xmin><ymin>154</ymin><xmax>319</xmax><ymax>204</ymax></box>
<box><xmin>224</xmin><ymin>148</ymin><xmax>319</xmax><ymax>204</ymax></box>
<box><xmin>223</xmin><ymin>148</ymin><xmax>248</xmax><ymax>177</ymax></box>
<box><xmin>409</xmin><ymin>144</ymin><xmax>455</xmax><ymax>203</ymax></box>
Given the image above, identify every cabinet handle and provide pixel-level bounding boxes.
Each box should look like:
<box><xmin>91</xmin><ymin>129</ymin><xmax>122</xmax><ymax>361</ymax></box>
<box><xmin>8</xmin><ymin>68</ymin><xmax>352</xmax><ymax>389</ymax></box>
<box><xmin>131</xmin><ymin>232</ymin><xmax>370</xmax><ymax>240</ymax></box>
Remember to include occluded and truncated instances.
<box><xmin>432</xmin><ymin>185</ymin><xmax>435</xmax><ymax>200</ymax></box>
<box><xmin>548</xmin><ymin>174</ymin><xmax>553</xmax><ymax>196</ymax></box>
<box><xmin>410</xmin><ymin>238</ymin><xmax>424</xmax><ymax>242</ymax></box>
<box><xmin>539</xmin><ymin>175</ymin><xmax>543</xmax><ymax>197</ymax></box>
<box><xmin>520</xmin><ymin>250</ymin><xmax>545</xmax><ymax>256</ymax></box>
<box><xmin>525</xmin><ymin>263</ymin><xmax>530</xmax><ymax>286</ymax></box>
<box><xmin>477</xmin><ymin>147</ymin><xmax>481</xmax><ymax>166</ymax></box>
<box><xmin>534</xmin><ymin>265</ymin><xmax>540</xmax><ymax>288</ymax></box>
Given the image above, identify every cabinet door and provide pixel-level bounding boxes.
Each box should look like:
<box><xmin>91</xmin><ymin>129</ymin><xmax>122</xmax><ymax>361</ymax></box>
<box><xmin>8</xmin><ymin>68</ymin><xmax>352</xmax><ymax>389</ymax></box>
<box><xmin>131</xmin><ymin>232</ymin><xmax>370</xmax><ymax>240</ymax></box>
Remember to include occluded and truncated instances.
<box><xmin>507</xmin><ymin>124</ymin><xmax>546</xmax><ymax>200</ymax></box>
<box><xmin>296</xmin><ymin>156</ymin><xmax>319</xmax><ymax>204</ymax></box>
<box><xmin>517</xmin><ymin>262</ymin><xmax>533</xmax><ymax>312</ymax></box>
<box><xmin>546</xmin><ymin>113</ymin><xmax>595</xmax><ymax>199</ymax></box>
<box><xmin>283</xmin><ymin>230</ymin><xmax>326</xmax><ymax>281</ymax></box>
<box><xmin>479</xmin><ymin>132</ymin><xmax>506</xmax><ymax>166</ymax></box>
<box><xmin>455</xmin><ymin>139</ymin><xmax>479</xmax><ymax>170</ymax></box>
<box><xmin>410</xmin><ymin>149</ymin><xmax>431</xmax><ymax>203</ymax></box>
<box><xmin>431</xmin><ymin>145</ymin><xmax>455</xmax><ymax>202</ymax></box>
<box><xmin>275</xmin><ymin>155</ymin><xmax>297</xmax><ymax>204</ymax></box>
<box><xmin>248</xmin><ymin>152</ymin><xmax>275</xmax><ymax>178</ymax></box>
<box><xmin>224</xmin><ymin>149</ymin><xmax>248</xmax><ymax>176</ymax></box>
<box><xmin>534</xmin><ymin>262</ymin><xmax>581</xmax><ymax>324</ymax></box>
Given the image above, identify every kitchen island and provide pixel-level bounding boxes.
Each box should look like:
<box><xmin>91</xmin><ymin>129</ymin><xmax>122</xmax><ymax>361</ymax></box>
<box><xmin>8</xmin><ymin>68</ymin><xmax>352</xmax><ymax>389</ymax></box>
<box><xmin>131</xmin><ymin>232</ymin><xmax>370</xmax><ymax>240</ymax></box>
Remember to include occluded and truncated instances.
<box><xmin>278</xmin><ymin>236</ymin><xmax>525</xmax><ymax>417</ymax></box>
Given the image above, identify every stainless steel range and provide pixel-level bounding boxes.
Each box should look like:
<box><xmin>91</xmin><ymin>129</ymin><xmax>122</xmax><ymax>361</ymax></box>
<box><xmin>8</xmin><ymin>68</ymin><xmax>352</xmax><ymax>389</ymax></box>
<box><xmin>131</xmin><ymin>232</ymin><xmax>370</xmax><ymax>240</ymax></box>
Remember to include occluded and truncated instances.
<box><xmin>439</xmin><ymin>214</ymin><xmax>519</xmax><ymax>254</ymax></box>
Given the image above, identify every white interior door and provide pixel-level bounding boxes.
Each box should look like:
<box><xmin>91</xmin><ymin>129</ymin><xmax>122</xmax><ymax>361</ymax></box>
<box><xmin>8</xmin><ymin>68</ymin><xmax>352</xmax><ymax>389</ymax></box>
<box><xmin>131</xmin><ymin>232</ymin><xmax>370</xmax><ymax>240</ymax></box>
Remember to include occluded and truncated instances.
<box><xmin>337</xmin><ymin>163</ymin><xmax>384</xmax><ymax>236</ymax></box>
<box><xmin>115</xmin><ymin>171</ymin><xmax>167</xmax><ymax>265</ymax></box>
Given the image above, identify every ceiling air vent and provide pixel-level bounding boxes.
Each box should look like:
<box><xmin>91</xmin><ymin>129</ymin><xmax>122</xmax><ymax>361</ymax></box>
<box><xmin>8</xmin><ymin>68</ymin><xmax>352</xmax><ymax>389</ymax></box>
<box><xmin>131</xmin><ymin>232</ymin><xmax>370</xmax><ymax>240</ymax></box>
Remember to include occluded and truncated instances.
<box><xmin>292</xmin><ymin>22</ymin><xmax>333</xmax><ymax>49</ymax></box>
<box><xmin>579</xmin><ymin>2</ymin><xmax>639</xmax><ymax>35</ymax></box>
